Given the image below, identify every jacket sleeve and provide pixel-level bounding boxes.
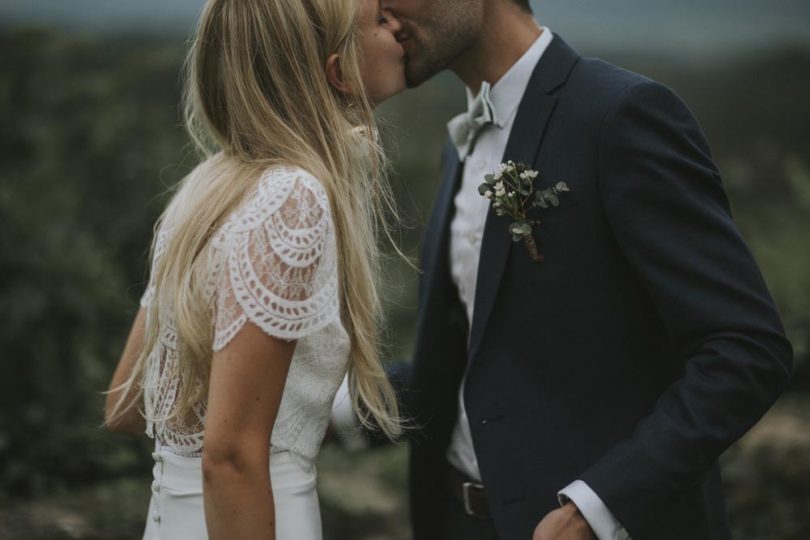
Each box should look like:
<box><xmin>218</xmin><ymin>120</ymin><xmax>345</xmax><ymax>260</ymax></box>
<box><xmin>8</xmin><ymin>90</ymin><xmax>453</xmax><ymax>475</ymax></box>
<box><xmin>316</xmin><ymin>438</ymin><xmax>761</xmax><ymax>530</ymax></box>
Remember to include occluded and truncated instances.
<box><xmin>580</xmin><ymin>80</ymin><xmax>793</xmax><ymax>536</ymax></box>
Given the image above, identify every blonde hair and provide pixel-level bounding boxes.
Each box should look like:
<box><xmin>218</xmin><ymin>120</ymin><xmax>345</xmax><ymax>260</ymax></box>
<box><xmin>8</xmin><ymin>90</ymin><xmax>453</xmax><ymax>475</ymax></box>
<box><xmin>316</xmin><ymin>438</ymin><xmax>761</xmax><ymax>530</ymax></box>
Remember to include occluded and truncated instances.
<box><xmin>109</xmin><ymin>0</ymin><xmax>403</xmax><ymax>439</ymax></box>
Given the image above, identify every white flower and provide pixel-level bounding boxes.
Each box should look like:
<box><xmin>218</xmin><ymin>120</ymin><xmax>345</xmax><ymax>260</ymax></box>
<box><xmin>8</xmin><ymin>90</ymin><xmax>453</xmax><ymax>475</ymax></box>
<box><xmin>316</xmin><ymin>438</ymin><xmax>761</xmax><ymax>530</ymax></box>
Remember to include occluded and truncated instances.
<box><xmin>519</xmin><ymin>171</ymin><xmax>528</xmax><ymax>180</ymax></box>
<box><xmin>484</xmin><ymin>190</ymin><xmax>493</xmax><ymax>199</ymax></box>
<box><xmin>527</xmin><ymin>170</ymin><xmax>539</xmax><ymax>179</ymax></box>
<box><xmin>508</xmin><ymin>192</ymin><xmax>515</xmax><ymax>197</ymax></box>
<box><xmin>494</xmin><ymin>180</ymin><xmax>504</xmax><ymax>191</ymax></box>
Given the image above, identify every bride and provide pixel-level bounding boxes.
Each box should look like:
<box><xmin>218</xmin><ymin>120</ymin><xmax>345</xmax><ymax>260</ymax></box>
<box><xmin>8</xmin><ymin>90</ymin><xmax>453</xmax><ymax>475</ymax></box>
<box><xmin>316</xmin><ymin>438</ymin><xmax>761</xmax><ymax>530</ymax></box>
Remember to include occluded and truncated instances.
<box><xmin>103</xmin><ymin>0</ymin><xmax>406</xmax><ymax>538</ymax></box>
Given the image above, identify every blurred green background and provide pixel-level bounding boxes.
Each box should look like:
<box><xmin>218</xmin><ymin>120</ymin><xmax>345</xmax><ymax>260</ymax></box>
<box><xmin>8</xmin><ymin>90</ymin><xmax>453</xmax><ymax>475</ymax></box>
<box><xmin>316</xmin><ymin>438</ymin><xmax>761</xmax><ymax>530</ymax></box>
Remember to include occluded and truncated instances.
<box><xmin>1</xmin><ymin>1</ymin><xmax>809</xmax><ymax>538</ymax></box>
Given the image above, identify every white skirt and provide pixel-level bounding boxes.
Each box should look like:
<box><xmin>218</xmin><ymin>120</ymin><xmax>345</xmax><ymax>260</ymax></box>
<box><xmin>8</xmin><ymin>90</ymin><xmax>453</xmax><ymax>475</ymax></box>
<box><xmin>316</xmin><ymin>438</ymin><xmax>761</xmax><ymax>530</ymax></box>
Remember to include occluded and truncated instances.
<box><xmin>142</xmin><ymin>445</ymin><xmax>322</xmax><ymax>540</ymax></box>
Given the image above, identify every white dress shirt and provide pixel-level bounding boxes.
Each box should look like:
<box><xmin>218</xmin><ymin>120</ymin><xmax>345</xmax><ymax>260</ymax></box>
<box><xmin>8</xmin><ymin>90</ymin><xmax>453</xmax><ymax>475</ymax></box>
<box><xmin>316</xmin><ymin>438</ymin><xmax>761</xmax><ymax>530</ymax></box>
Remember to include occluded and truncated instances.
<box><xmin>445</xmin><ymin>27</ymin><xmax>631</xmax><ymax>540</ymax></box>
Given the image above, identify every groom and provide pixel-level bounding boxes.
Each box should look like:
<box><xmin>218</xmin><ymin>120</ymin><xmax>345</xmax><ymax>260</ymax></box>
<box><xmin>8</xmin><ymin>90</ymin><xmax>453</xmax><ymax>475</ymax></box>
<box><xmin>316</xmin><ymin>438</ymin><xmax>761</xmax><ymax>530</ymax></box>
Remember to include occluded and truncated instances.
<box><xmin>379</xmin><ymin>0</ymin><xmax>794</xmax><ymax>539</ymax></box>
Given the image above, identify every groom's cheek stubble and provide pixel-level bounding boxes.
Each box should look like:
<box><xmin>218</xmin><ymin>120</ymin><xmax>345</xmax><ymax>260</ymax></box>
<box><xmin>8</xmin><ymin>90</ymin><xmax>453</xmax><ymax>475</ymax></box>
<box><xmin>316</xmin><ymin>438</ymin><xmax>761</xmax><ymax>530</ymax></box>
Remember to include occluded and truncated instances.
<box><xmin>386</xmin><ymin>0</ymin><xmax>486</xmax><ymax>87</ymax></box>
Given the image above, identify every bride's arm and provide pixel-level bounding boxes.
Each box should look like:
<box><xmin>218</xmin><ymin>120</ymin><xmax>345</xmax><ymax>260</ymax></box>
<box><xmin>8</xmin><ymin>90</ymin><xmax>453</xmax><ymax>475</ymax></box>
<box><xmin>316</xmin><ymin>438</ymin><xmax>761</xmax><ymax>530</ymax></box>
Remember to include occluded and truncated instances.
<box><xmin>104</xmin><ymin>308</ymin><xmax>148</xmax><ymax>435</ymax></box>
<box><xmin>202</xmin><ymin>320</ymin><xmax>295</xmax><ymax>540</ymax></box>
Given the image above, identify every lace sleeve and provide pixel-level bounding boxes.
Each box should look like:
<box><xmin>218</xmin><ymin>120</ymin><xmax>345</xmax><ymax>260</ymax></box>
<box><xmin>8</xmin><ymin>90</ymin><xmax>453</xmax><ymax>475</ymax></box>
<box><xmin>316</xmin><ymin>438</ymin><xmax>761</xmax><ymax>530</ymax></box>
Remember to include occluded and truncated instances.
<box><xmin>213</xmin><ymin>167</ymin><xmax>340</xmax><ymax>350</ymax></box>
<box><xmin>139</xmin><ymin>281</ymin><xmax>154</xmax><ymax>309</ymax></box>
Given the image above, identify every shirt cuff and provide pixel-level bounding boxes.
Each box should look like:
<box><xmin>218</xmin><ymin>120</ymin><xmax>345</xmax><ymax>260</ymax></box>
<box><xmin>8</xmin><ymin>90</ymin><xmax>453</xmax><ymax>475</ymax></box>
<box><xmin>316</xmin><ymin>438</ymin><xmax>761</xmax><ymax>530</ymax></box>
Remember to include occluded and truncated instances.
<box><xmin>558</xmin><ymin>480</ymin><xmax>631</xmax><ymax>540</ymax></box>
<box><xmin>329</xmin><ymin>374</ymin><xmax>368</xmax><ymax>451</ymax></box>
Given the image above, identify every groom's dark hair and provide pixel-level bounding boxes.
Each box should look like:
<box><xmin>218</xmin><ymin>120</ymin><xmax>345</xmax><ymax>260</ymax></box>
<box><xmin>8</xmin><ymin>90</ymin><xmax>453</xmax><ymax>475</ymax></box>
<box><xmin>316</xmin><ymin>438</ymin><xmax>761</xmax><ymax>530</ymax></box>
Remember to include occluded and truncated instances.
<box><xmin>512</xmin><ymin>0</ymin><xmax>533</xmax><ymax>13</ymax></box>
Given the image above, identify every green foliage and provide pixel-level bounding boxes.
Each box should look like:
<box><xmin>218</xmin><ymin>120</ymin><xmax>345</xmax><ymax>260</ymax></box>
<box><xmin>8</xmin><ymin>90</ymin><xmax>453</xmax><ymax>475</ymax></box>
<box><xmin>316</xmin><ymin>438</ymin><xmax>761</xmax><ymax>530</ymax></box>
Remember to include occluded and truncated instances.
<box><xmin>0</xmin><ymin>28</ymin><xmax>190</xmax><ymax>495</ymax></box>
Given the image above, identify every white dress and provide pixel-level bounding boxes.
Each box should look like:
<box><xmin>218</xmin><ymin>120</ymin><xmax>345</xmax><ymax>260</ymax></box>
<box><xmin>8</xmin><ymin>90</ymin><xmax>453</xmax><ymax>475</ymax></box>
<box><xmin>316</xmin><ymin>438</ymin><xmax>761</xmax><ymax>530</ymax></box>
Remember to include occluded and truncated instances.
<box><xmin>138</xmin><ymin>165</ymin><xmax>350</xmax><ymax>539</ymax></box>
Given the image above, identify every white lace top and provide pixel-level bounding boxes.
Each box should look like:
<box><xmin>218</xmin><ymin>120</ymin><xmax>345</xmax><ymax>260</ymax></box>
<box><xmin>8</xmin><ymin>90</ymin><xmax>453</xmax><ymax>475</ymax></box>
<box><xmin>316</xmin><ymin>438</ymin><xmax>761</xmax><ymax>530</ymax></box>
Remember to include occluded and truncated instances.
<box><xmin>139</xmin><ymin>165</ymin><xmax>350</xmax><ymax>469</ymax></box>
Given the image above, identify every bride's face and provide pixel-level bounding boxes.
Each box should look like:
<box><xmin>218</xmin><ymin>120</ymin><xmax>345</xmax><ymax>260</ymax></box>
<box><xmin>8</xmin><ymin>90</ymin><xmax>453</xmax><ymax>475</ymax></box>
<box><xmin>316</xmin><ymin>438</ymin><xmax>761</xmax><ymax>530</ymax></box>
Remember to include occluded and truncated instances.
<box><xmin>357</xmin><ymin>0</ymin><xmax>406</xmax><ymax>104</ymax></box>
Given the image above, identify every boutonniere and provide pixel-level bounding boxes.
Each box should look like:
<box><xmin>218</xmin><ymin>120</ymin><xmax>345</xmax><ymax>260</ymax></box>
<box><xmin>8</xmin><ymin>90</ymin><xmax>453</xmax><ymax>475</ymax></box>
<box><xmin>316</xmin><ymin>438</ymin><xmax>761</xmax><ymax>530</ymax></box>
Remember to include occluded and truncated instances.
<box><xmin>478</xmin><ymin>160</ymin><xmax>570</xmax><ymax>263</ymax></box>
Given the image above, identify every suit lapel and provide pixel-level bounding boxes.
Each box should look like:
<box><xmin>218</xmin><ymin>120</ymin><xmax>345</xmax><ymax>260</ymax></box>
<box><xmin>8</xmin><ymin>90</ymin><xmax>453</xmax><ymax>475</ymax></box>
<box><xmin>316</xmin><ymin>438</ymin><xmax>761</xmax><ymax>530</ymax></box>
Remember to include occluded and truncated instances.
<box><xmin>417</xmin><ymin>142</ymin><xmax>463</xmax><ymax>324</ymax></box>
<box><xmin>468</xmin><ymin>35</ymin><xmax>581</xmax><ymax>357</ymax></box>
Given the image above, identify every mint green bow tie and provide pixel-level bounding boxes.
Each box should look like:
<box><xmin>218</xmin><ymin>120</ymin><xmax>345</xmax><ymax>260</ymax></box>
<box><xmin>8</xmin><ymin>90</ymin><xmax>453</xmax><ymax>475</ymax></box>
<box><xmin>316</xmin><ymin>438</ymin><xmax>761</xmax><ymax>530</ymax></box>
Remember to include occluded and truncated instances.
<box><xmin>447</xmin><ymin>81</ymin><xmax>497</xmax><ymax>162</ymax></box>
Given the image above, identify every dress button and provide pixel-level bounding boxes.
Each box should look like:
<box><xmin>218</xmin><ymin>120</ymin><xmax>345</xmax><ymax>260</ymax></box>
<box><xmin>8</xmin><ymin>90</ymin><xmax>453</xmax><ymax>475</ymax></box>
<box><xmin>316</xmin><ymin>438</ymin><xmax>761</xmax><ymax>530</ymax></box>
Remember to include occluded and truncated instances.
<box><xmin>152</xmin><ymin>511</ymin><xmax>161</xmax><ymax>523</ymax></box>
<box><xmin>152</xmin><ymin>481</ymin><xmax>160</xmax><ymax>493</ymax></box>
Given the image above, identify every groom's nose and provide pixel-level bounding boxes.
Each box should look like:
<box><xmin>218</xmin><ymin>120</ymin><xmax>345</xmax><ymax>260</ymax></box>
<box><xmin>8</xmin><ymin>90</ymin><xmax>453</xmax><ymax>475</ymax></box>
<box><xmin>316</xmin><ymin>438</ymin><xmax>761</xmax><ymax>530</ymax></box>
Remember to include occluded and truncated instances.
<box><xmin>381</xmin><ymin>0</ymin><xmax>400</xmax><ymax>16</ymax></box>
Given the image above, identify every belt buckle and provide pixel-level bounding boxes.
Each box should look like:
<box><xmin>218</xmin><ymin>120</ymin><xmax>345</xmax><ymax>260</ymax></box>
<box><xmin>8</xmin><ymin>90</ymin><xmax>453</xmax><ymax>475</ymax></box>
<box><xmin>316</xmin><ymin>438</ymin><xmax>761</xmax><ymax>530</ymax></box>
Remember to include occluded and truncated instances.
<box><xmin>462</xmin><ymin>481</ymin><xmax>485</xmax><ymax>517</ymax></box>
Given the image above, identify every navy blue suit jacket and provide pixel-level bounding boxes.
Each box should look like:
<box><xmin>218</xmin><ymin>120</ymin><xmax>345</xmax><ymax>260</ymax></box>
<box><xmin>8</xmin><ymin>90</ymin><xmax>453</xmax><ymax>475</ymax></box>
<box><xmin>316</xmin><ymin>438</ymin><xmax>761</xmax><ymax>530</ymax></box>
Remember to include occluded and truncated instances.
<box><xmin>404</xmin><ymin>35</ymin><xmax>793</xmax><ymax>539</ymax></box>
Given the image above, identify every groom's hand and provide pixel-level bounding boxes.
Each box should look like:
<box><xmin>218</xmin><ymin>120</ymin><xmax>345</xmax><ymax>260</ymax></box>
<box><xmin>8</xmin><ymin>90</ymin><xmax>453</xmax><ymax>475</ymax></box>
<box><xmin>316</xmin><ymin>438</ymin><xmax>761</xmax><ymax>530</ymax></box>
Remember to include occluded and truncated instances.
<box><xmin>532</xmin><ymin>501</ymin><xmax>596</xmax><ymax>540</ymax></box>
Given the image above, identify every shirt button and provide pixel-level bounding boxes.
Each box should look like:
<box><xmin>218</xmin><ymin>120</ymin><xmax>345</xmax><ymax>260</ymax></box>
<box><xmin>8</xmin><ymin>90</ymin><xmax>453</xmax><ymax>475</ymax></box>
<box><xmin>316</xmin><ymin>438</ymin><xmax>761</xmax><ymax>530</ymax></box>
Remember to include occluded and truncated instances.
<box><xmin>152</xmin><ymin>511</ymin><xmax>161</xmax><ymax>523</ymax></box>
<box><xmin>152</xmin><ymin>481</ymin><xmax>160</xmax><ymax>493</ymax></box>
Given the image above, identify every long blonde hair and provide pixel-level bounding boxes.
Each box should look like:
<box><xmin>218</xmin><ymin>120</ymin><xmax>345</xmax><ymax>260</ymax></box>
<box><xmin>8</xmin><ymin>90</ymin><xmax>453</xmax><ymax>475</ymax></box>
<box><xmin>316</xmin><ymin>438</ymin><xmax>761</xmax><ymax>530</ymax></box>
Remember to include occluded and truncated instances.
<box><xmin>109</xmin><ymin>0</ymin><xmax>403</xmax><ymax>439</ymax></box>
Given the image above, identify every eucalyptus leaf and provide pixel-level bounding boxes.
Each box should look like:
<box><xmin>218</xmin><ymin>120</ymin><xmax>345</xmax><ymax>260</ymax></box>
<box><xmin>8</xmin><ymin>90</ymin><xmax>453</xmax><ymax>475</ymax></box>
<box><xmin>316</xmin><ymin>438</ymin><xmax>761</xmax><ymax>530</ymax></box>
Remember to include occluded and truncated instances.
<box><xmin>534</xmin><ymin>197</ymin><xmax>549</xmax><ymax>209</ymax></box>
<box><xmin>519</xmin><ymin>222</ymin><xmax>533</xmax><ymax>235</ymax></box>
<box><xmin>478</xmin><ymin>183</ymin><xmax>491</xmax><ymax>196</ymax></box>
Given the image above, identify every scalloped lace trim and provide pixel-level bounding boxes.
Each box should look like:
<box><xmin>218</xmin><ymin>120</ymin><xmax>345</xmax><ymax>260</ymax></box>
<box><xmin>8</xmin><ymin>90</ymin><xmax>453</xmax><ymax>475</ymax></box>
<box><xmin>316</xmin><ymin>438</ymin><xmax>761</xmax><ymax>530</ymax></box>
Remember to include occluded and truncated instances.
<box><xmin>138</xmin><ymin>166</ymin><xmax>346</xmax><ymax>458</ymax></box>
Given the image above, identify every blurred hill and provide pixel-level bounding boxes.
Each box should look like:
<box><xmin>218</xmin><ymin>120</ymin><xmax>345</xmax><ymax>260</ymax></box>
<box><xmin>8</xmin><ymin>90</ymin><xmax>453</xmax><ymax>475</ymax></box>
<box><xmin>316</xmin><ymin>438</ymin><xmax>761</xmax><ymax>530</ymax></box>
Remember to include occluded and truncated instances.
<box><xmin>0</xmin><ymin>26</ymin><xmax>809</xmax><ymax>539</ymax></box>
<box><xmin>1</xmin><ymin>0</ymin><xmax>809</xmax><ymax>54</ymax></box>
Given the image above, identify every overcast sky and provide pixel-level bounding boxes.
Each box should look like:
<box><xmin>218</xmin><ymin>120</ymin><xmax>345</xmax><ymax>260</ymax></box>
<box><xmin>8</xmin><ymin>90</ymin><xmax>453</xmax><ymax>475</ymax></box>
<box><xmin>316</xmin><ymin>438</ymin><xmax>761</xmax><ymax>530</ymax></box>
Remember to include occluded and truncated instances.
<box><xmin>1</xmin><ymin>0</ymin><xmax>808</xmax><ymax>53</ymax></box>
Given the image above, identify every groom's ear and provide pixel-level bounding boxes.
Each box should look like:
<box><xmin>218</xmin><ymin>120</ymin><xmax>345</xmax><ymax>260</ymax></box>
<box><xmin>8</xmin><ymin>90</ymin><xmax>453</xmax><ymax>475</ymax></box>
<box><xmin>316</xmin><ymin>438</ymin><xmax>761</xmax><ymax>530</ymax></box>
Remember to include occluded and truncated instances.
<box><xmin>325</xmin><ymin>54</ymin><xmax>352</xmax><ymax>95</ymax></box>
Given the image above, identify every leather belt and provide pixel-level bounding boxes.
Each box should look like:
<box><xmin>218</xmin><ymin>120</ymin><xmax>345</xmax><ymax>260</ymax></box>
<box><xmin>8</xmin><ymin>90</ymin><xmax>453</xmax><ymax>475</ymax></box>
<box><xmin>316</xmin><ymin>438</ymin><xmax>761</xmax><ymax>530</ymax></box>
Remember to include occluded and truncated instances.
<box><xmin>447</xmin><ymin>465</ymin><xmax>490</xmax><ymax>518</ymax></box>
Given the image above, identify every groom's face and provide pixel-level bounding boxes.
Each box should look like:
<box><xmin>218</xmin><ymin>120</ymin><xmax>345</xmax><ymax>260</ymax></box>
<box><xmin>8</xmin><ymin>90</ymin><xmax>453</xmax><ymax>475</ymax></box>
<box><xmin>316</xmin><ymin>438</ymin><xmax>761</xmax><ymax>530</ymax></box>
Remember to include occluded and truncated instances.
<box><xmin>381</xmin><ymin>0</ymin><xmax>484</xmax><ymax>87</ymax></box>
